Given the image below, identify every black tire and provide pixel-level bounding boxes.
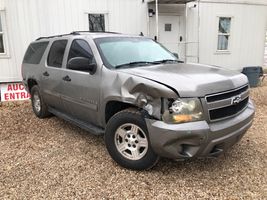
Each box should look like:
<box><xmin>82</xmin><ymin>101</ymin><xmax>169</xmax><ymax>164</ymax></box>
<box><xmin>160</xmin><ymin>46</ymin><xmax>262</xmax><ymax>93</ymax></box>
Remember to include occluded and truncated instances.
<box><xmin>30</xmin><ymin>85</ymin><xmax>51</xmax><ymax>118</ymax></box>
<box><xmin>105</xmin><ymin>108</ymin><xmax>159</xmax><ymax>170</ymax></box>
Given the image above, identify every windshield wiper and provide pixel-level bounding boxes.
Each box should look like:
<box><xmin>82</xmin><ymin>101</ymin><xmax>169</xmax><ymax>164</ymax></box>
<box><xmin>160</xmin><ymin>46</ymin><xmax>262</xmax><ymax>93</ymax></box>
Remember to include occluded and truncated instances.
<box><xmin>115</xmin><ymin>61</ymin><xmax>154</xmax><ymax>69</ymax></box>
<box><xmin>151</xmin><ymin>59</ymin><xmax>181</xmax><ymax>64</ymax></box>
<box><xmin>115</xmin><ymin>59</ymin><xmax>183</xmax><ymax>69</ymax></box>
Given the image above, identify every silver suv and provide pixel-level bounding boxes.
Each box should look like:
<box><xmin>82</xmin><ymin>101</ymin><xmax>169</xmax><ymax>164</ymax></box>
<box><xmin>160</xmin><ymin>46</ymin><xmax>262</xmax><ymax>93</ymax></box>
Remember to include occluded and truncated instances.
<box><xmin>22</xmin><ymin>32</ymin><xmax>255</xmax><ymax>170</ymax></box>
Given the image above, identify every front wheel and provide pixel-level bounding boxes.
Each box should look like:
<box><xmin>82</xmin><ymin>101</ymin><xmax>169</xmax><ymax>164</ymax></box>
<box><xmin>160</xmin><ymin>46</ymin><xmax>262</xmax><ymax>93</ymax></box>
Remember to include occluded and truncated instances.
<box><xmin>105</xmin><ymin>109</ymin><xmax>159</xmax><ymax>170</ymax></box>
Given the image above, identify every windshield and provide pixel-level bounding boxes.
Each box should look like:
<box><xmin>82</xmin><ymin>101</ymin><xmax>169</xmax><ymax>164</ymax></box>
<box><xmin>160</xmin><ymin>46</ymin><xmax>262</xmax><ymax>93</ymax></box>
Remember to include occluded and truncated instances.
<box><xmin>94</xmin><ymin>37</ymin><xmax>178</xmax><ymax>69</ymax></box>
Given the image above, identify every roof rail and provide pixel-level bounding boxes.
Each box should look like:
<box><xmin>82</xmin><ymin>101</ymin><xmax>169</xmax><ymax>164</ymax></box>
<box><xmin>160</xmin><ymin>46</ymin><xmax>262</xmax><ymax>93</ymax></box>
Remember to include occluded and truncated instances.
<box><xmin>35</xmin><ymin>32</ymin><xmax>80</xmax><ymax>41</ymax></box>
<box><xmin>36</xmin><ymin>31</ymin><xmax>120</xmax><ymax>41</ymax></box>
<box><xmin>71</xmin><ymin>31</ymin><xmax>121</xmax><ymax>34</ymax></box>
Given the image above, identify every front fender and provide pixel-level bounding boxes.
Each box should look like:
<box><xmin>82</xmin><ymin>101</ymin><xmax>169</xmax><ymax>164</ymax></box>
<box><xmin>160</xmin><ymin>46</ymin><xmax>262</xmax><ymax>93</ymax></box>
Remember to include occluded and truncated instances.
<box><xmin>99</xmin><ymin>69</ymin><xmax>178</xmax><ymax>126</ymax></box>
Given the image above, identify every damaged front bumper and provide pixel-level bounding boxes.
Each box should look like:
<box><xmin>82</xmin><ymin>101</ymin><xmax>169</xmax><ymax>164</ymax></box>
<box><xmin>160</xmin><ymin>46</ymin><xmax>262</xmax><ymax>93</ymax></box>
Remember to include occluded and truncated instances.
<box><xmin>145</xmin><ymin>100</ymin><xmax>255</xmax><ymax>159</ymax></box>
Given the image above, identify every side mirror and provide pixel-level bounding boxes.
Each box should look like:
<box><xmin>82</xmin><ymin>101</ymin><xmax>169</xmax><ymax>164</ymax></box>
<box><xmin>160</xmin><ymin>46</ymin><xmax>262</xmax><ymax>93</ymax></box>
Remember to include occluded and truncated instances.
<box><xmin>172</xmin><ymin>53</ymin><xmax>179</xmax><ymax>59</ymax></box>
<box><xmin>67</xmin><ymin>57</ymin><xmax>96</xmax><ymax>74</ymax></box>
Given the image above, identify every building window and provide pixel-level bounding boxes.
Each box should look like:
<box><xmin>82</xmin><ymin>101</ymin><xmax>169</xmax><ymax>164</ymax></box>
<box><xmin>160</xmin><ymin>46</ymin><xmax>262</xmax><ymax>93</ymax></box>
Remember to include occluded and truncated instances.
<box><xmin>165</xmin><ymin>24</ymin><xmax>172</xmax><ymax>32</ymax></box>
<box><xmin>217</xmin><ymin>17</ymin><xmax>231</xmax><ymax>51</ymax></box>
<box><xmin>0</xmin><ymin>12</ymin><xmax>6</xmax><ymax>53</ymax></box>
<box><xmin>88</xmin><ymin>14</ymin><xmax>105</xmax><ymax>32</ymax></box>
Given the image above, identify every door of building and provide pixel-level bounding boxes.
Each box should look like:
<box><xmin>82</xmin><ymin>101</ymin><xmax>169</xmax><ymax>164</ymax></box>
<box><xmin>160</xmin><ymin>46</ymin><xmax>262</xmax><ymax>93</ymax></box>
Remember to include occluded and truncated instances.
<box><xmin>158</xmin><ymin>15</ymin><xmax>185</xmax><ymax>61</ymax></box>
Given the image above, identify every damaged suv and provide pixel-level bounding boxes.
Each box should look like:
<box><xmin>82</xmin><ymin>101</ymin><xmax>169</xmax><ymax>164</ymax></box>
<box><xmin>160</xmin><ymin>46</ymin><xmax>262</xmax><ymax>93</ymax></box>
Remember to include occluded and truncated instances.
<box><xmin>22</xmin><ymin>32</ymin><xmax>255</xmax><ymax>170</ymax></box>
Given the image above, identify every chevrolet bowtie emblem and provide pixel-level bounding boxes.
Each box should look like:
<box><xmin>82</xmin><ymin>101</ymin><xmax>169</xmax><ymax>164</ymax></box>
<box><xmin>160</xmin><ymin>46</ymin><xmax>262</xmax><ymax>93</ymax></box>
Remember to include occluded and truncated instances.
<box><xmin>231</xmin><ymin>95</ymin><xmax>242</xmax><ymax>105</ymax></box>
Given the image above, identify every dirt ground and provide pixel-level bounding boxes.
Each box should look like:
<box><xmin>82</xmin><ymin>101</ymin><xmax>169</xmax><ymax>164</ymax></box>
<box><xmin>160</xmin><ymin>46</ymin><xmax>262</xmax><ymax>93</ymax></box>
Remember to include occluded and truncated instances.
<box><xmin>0</xmin><ymin>83</ymin><xmax>266</xmax><ymax>200</ymax></box>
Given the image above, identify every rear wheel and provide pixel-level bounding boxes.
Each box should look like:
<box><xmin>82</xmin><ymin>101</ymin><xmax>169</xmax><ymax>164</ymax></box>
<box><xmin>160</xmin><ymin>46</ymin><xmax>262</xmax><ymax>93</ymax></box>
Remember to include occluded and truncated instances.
<box><xmin>105</xmin><ymin>109</ymin><xmax>159</xmax><ymax>170</ymax></box>
<box><xmin>30</xmin><ymin>85</ymin><xmax>51</xmax><ymax>118</ymax></box>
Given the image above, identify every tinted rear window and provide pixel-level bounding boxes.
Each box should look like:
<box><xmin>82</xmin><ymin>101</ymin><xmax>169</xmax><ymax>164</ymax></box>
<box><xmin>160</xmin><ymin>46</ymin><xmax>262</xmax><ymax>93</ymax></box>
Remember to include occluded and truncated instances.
<box><xmin>47</xmin><ymin>40</ymin><xmax>67</xmax><ymax>68</ymax></box>
<box><xmin>23</xmin><ymin>42</ymin><xmax>49</xmax><ymax>64</ymax></box>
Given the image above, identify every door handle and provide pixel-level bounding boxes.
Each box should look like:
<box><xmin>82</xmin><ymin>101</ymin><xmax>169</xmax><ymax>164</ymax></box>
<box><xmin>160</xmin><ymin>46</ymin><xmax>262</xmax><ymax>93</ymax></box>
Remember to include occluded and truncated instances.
<box><xmin>43</xmin><ymin>71</ymin><xmax>49</xmax><ymax>76</ymax></box>
<box><xmin>62</xmin><ymin>75</ymin><xmax>71</xmax><ymax>82</ymax></box>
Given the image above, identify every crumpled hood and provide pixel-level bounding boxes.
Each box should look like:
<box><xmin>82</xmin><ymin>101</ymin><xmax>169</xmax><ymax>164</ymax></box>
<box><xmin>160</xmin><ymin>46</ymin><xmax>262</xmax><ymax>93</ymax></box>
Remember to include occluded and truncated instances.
<box><xmin>119</xmin><ymin>63</ymin><xmax>248</xmax><ymax>97</ymax></box>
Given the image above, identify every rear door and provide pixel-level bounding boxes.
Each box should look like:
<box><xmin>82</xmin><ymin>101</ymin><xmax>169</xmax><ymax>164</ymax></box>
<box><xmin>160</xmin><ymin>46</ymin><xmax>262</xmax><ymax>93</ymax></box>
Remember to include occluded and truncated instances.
<box><xmin>61</xmin><ymin>38</ymin><xmax>100</xmax><ymax>125</ymax></box>
<box><xmin>39</xmin><ymin>39</ymin><xmax>68</xmax><ymax>111</ymax></box>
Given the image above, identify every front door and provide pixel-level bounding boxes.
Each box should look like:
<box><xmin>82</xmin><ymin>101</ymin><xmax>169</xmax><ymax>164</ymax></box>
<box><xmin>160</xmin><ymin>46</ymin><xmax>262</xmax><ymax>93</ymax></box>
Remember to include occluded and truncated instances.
<box><xmin>158</xmin><ymin>15</ymin><xmax>185</xmax><ymax>60</ymax></box>
<box><xmin>61</xmin><ymin>39</ymin><xmax>100</xmax><ymax>125</ymax></box>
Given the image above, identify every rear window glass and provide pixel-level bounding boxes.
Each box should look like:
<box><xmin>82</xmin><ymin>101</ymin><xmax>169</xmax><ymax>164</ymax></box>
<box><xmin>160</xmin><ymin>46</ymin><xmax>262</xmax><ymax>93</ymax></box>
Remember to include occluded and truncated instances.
<box><xmin>47</xmin><ymin>40</ymin><xmax>67</xmax><ymax>68</ymax></box>
<box><xmin>23</xmin><ymin>42</ymin><xmax>49</xmax><ymax>64</ymax></box>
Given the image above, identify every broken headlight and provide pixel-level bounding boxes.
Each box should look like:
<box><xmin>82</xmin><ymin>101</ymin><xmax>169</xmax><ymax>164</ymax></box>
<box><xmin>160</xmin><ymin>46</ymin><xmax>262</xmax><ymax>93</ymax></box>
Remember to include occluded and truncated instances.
<box><xmin>162</xmin><ymin>98</ymin><xmax>204</xmax><ymax>124</ymax></box>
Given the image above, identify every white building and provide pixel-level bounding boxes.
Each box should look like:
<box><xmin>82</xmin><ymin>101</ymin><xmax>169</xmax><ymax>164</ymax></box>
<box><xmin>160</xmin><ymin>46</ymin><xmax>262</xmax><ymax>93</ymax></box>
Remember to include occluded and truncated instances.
<box><xmin>0</xmin><ymin>0</ymin><xmax>267</xmax><ymax>83</ymax></box>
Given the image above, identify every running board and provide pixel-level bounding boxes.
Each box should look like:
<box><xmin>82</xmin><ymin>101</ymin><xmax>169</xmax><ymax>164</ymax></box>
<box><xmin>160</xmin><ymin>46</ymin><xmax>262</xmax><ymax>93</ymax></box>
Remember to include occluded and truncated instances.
<box><xmin>48</xmin><ymin>107</ymin><xmax>105</xmax><ymax>135</ymax></box>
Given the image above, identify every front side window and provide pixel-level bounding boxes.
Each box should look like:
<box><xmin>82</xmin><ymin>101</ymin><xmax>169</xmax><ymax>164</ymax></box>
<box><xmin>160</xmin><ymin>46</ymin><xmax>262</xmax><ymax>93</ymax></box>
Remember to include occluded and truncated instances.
<box><xmin>217</xmin><ymin>17</ymin><xmax>231</xmax><ymax>51</ymax></box>
<box><xmin>23</xmin><ymin>42</ymin><xmax>49</xmax><ymax>64</ymax></box>
<box><xmin>47</xmin><ymin>40</ymin><xmax>67</xmax><ymax>68</ymax></box>
<box><xmin>67</xmin><ymin>39</ymin><xmax>95</xmax><ymax>71</ymax></box>
<box><xmin>88</xmin><ymin>14</ymin><xmax>105</xmax><ymax>32</ymax></box>
<box><xmin>94</xmin><ymin>37</ymin><xmax>177</xmax><ymax>69</ymax></box>
<box><xmin>68</xmin><ymin>39</ymin><xmax>94</xmax><ymax>62</ymax></box>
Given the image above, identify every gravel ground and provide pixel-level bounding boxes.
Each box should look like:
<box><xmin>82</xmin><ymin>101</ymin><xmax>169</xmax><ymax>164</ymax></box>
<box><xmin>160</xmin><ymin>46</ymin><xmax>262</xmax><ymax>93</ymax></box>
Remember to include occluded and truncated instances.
<box><xmin>0</xmin><ymin>83</ymin><xmax>267</xmax><ymax>199</ymax></box>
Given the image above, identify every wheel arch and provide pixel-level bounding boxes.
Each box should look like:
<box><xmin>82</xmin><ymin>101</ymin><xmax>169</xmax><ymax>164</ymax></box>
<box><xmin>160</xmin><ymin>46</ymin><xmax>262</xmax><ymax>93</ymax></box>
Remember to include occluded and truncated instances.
<box><xmin>105</xmin><ymin>100</ymin><xmax>139</xmax><ymax>124</ymax></box>
<box><xmin>27</xmin><ymin>78</ymin><xmax>38</xmax><ymax>93</ymax></box>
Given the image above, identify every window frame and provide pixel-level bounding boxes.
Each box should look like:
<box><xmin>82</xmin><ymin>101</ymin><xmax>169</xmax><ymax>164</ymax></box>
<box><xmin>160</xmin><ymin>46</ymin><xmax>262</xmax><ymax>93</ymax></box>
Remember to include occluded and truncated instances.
<box><xmin>216</xmin><ymin>16</ymin><xmax>233</xmax><ymax>54</ymax></box>
<box><xmin>0</xmin><ymin>10</ymin><xmax>10</xmax><ymax>58</ymax></box>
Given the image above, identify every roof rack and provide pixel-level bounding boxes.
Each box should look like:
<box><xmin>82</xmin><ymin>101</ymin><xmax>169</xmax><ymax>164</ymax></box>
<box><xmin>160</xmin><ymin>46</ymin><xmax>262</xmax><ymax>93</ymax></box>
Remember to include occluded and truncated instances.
<box><xmin>35</xmin><ymin>32</ymin><xmax>79</xmax><ymax>41</ymax></box>
<box><xmin>71</xmin><ymin>31</ymin><xmax>121</xmax><ymax>34</ymax></box>
<box><xmin>35</xmin><ymin>31</ymin><xmax>120</xmax><ymax>41</ymax></box>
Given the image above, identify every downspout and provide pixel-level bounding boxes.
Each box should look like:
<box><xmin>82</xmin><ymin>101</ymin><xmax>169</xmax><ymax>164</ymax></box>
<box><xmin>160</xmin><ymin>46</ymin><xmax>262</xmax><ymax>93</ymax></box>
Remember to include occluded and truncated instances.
<box><xmin>146</xmin><ymin>1</ymin><xmax>150</xmax><ymax>36</ymax></box>
<box><xmin>185</xmin><ymin>2</ymin><xmax>188</xmax><ymax>63</ymax></box>
<box><xmin>155</xmin><ymin>0</ymin><xmax>159</xmax><ymax>41</ymax></box>
<box><xmin>197</xmin><ymin>0</ymin><xmax>200</xmax><ymax>63</ymax></box>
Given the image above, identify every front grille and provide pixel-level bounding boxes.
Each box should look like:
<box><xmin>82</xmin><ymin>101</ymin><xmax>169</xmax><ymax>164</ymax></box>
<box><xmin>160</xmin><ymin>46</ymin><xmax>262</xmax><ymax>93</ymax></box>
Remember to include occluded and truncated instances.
<box><xmin>209</xmin><ymin>97</ymin><xmax>249</xmax><ymax>120</ymax></box>
<box><xmin>206</xmin><ymin>85</ymin><xmax>249</xmax><ymax>102</ymax></box>
<box><xmin>205</xmin><ymin>85</ymin><xmax>249</xmax><ymax>121</ymax></box>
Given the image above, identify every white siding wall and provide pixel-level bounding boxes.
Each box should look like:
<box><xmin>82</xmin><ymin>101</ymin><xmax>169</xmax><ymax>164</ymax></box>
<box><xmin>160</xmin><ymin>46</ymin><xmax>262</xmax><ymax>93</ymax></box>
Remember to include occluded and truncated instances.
<box><xmin>0</xmin><ymin>0</ymin><xmax>148</xmax><ymax>82</ymax></box>
<box><xmin>196</xmin><ymin>1</ymin><xmax>267</xmax><ymax>70</ymax></box>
